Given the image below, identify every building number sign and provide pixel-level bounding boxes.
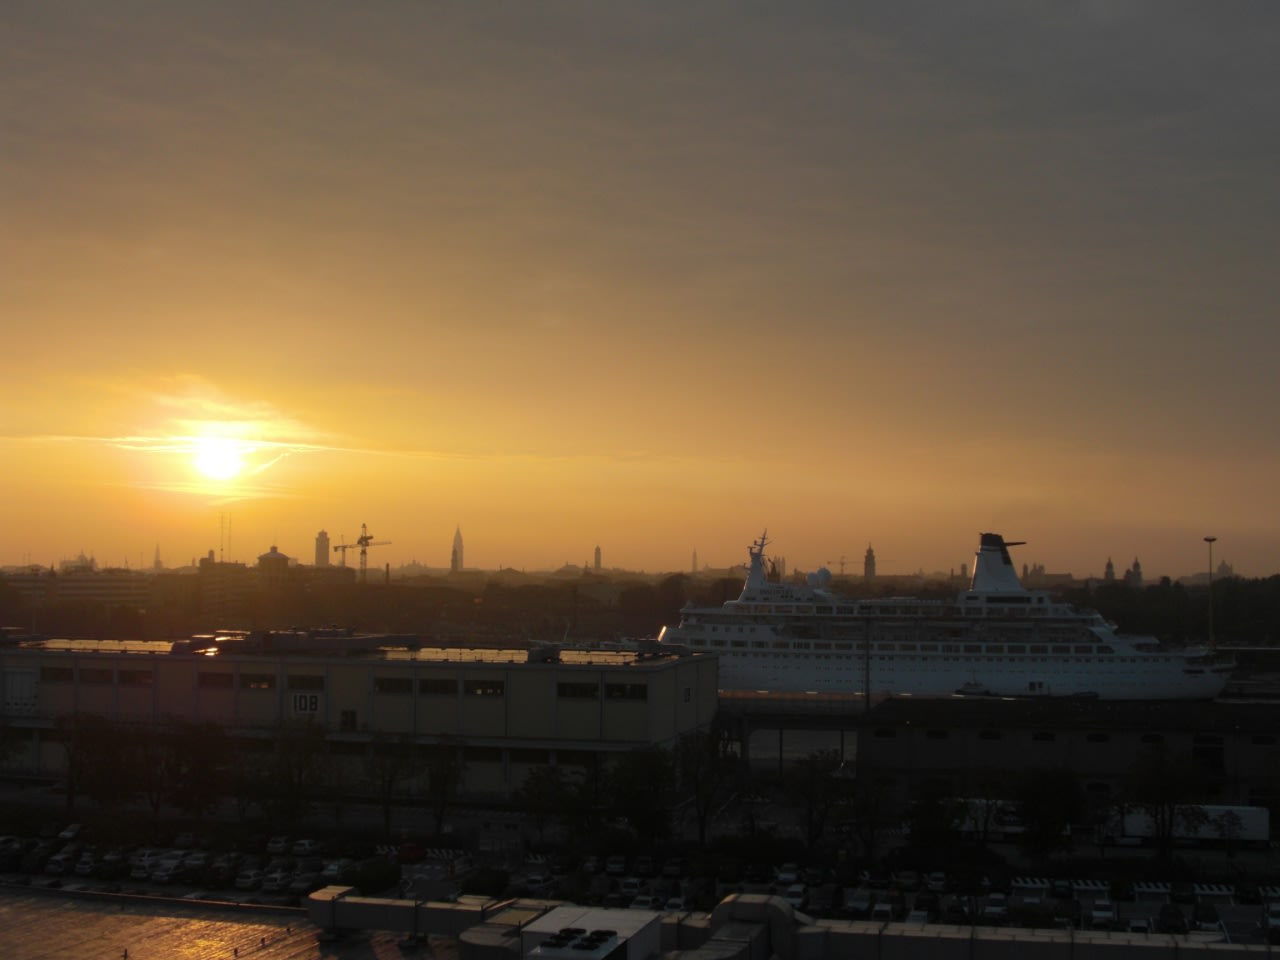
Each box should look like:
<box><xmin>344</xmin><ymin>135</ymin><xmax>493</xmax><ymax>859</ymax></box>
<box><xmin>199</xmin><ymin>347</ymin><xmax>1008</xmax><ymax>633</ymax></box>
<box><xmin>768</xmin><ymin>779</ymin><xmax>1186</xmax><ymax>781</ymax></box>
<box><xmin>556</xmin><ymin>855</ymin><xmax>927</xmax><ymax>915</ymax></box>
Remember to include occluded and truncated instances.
<box><xmin>291</xmin><ymin>693</ymin><xmax>322</xmax><ymax>715</ymax></box>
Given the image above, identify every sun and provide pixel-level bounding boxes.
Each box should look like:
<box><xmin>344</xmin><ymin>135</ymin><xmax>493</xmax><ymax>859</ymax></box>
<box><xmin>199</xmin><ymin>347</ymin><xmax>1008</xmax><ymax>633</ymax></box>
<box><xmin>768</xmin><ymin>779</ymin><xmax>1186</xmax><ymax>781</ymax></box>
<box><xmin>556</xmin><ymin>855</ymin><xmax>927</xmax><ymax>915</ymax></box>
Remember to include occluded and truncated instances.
<box><xmin>193</xmin><ymin>437</ymin><xmax>246</xmax><ymax>480</ymax></box>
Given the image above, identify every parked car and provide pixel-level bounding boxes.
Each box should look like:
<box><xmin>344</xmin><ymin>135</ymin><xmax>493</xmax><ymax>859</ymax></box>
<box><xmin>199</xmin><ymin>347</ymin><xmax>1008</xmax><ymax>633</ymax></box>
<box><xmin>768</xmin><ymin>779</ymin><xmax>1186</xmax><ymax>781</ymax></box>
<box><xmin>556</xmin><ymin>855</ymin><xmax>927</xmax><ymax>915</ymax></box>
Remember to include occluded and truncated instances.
<box><xmin>844</xmin><ymin>889</ymin><xmax>874</xmax><ymax>919</ymax></box>
<box><xmin>292</xmin><ymin>838</ymin><xmax>322</xmax><ymax>857</ymax></box>
<box><xmin>150</xmin><ymin>861</ymin><xmax>180</xmax><ymax>884</ymax></box>
<box><xmin>234</xmin><ymin>868</ymin><xmax>264</xmax><ymax>891</ymax></box>
<box><xmin>783</xmin><ymin>884</ymin><xmax>807</xmax><ymax>910</ymax></box>
<box><xmin>289</xmin><ymin>872</ymin><xmax>323</xmax><ymax>895</ymax></box>
<box><xmin>943</xmin><ymin>901</ymin><xmax>971</xmax><ymax>924</ymax></box>
<box><xmin>262</xmin><ymin>869</ymin><xmax>293</xmax><ymax>893</ymax></box>
<box><xmin>1156</xmin><ymin>904</ymin><xmax>1187</xmax><ymax>935</ymax></box>
<box><xmin>605</xmin><ymin>855</ymin><xmax>627</xmax><ymax>876</ymax></box>
<box><xmin>1263</xmin><ymin>903</ymin><xmax>1280</xmax><ymax>931</ymax></box>
<box><xmin>981</xmin><ymin>893</ymin><xmax>1009</xmax><ymax>924</ymax></box>
<box><xmin>1193</xmin><ymin>901</ymin><xmax>1221</xmax><ymax>931</ymax></box>
<box><xmin>1090</xmin><ymin>899</ymin><xmax>1116</xmax><ymax>929</ymax></box>
<box><xmin>775</xmin><ymin>863</ymin><xmax>801</xmax><ymax>885</ymax></box>
<box><xmin>321</xmin><ymin>858</ymin><xmax>356</xmax><ymax>883</ymax></box>
<box><xmin>265</xmin><ymin>836</ymin><xmax>290</xmax><ymax>855</ymax></box>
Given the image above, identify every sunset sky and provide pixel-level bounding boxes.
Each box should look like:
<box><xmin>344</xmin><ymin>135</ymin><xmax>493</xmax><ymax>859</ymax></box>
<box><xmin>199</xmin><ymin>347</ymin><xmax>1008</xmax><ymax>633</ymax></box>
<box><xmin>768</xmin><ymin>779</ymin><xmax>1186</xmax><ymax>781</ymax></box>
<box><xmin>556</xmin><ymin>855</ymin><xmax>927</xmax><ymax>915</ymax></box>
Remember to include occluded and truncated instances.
<box><xmin>4</xmin><ymin>3</ymin><xmax>1279</xmax><ymax>580</ymax></box>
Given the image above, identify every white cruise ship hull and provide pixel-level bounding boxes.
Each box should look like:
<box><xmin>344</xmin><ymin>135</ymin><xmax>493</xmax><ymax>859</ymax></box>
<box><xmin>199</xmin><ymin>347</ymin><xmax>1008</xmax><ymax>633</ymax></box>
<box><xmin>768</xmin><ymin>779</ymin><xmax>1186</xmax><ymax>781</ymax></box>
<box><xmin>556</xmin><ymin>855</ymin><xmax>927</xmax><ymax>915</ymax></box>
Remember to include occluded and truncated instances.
<box><xmin>656</xmin><ymin>531</ymin><xmax>1233</xmax><ymax>702</ymax></box>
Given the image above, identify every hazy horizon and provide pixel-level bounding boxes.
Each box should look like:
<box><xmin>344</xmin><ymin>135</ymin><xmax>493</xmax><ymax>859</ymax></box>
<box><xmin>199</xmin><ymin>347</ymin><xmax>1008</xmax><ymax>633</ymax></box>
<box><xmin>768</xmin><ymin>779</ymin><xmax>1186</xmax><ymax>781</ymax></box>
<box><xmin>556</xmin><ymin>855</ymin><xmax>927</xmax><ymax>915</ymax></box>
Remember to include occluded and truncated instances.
<box><xmin>4</xmin><ymin>4</ymin><xmax>1277</xmax><ymax>582</ymax></box>
<box><xmin>5</xmin><ymin>526</ymin><xmax>1243</xmax><ymax>585</ymax></box>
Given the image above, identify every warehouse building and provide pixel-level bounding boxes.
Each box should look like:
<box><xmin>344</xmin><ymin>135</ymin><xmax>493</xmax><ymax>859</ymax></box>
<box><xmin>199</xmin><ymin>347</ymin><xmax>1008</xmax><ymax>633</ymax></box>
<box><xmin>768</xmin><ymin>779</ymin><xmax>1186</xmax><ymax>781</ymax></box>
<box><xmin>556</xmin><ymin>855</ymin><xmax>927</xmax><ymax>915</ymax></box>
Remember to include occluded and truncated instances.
<box><xmin>0</xmin><ymin>631</ymin><xmax>718</xmax><ymax>797</ymax></box>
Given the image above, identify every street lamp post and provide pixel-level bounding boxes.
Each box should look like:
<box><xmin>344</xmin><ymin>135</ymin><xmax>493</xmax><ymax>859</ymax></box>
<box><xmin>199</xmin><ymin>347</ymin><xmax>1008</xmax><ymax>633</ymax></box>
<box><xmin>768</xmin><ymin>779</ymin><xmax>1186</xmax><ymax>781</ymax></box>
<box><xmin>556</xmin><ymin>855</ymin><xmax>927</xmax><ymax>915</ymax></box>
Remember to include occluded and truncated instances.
<box><xmin>1204</xmin><ymin>536</ymin><xmax>1217</xmax><ymax>650</ymax></box>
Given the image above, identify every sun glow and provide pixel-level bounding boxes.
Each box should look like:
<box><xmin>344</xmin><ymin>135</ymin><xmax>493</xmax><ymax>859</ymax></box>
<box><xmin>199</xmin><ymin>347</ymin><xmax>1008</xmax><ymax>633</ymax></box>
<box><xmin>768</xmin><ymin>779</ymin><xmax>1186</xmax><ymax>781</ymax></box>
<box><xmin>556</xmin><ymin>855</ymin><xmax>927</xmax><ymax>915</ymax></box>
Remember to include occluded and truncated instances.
<box><xmin>193</xmin><ymin>436</ymin><xmax>246</xmax><ymax>480</ymax></box>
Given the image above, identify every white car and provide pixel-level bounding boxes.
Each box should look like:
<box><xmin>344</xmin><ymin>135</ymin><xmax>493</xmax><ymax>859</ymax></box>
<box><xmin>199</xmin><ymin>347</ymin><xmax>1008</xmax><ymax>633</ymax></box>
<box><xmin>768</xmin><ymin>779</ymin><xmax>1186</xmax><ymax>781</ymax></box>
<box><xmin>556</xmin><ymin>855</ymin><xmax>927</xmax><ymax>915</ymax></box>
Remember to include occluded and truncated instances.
<box><xmin>982</xmin><ymin>893</ymin><xmax>1009</xmax><ymax>923</ymax></box>
<box><xmin>784</xmin><ymin>884</ymin><xmax>807</xmax><ymax>910</ymax></box>
<box><xmin>1091</xmin><ymin>899</ymin><xmax>1116</xmax><ymax>929</ymax></box>
<box><xmin>775</xmin><ymin>863</ymin><xmax>801</xmax><ymax>885</ymax></box>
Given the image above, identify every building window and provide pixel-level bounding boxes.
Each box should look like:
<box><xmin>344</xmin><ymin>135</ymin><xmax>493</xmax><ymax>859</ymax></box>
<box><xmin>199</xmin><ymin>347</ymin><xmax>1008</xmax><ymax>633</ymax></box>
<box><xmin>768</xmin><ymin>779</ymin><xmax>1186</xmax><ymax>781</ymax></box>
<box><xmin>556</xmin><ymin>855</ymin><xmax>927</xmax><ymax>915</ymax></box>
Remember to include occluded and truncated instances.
<box><xmin>287</xmin><ymin>674</ymin><xmax>325</xmax><ymax>691</ymax></box>
<box><xmin>465</xmin><ymin>679</ymin><xmax>505</xmax><ymax>697</ymax></box>
<box><xmin>40</xmin><ymin>666</ymin><xmax>73</xmax><ymax>683</ymax></box>
<box><xmin>464</xmin><ymin>746</ymin><xmax>502</xmax><ymax>763</ymax></box>
<box><xmin>683</xmin><ymin>686</ymin><xmax>691</xmax><ymax>703</ymax></box>
<box><xmin>198</xmin><ymin>672</ymin><xmax>234</xmax><ymax>689</ymax></box>
<box><xmin>511</xmin><ymin>748</ymin><xmax>551</xmax><ymax>764</ymax></box>
<box><xmin>873</xmin><ymin>729</ymin><xmax>897</xmax><ymax>739</ymax></box>
<box><xmin>241</xmin><ymin>673</ymin><xmax>276</xmax><ymax>690</ymax></box>
<box><xmin>373</xmin><ymin>676</ymin><xmax>413</xmax><ymax>695</ymax></box>
<box><xmin>118</xmin><ymin>669</ymin><xmax>153</xmax><ymax>686</ymax></box>
<box><xmin>419</xmin><ymin>677</ymin><xmax>456</xmax><ymax>697</ymax></box>
<box><xmin>557</xmin><ymin>682</ymin><xmax>599</xmax><ymax>700</ymax></box>
<box><xmin>340</xmin><ymin>710</ymin><xmax>357</xmax><ymax>732</ymax></box>
<box><xmin>80</xmin><ymin>667</ymin><xmax>113</xmax><ymax>684</ymax></box>
<box><xmin>604</xmin><ymin>683</ymin><xmax>647</xmax><ymax>701</ymax></box>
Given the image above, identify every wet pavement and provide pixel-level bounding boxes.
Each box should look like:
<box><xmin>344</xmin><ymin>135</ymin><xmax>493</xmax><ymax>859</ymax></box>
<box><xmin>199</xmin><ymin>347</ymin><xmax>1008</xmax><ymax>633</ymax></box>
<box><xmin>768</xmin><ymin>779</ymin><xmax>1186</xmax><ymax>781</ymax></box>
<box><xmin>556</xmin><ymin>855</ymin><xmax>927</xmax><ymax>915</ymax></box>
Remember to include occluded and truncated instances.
<box><xmin>0</xmin><ymin>890</ymin><xmax>452</xmax><ymax>960</ymax></box>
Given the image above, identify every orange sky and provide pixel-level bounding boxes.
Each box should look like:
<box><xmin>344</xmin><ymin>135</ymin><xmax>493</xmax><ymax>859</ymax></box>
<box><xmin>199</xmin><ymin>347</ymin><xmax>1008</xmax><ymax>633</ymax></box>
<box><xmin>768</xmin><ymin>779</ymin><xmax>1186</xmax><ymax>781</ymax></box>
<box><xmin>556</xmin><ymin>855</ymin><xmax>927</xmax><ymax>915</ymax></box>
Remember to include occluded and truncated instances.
<box><xmin>3</xmin><ymin>4</ymin><xmax>1279</xmax><ymax>580</ymax></box>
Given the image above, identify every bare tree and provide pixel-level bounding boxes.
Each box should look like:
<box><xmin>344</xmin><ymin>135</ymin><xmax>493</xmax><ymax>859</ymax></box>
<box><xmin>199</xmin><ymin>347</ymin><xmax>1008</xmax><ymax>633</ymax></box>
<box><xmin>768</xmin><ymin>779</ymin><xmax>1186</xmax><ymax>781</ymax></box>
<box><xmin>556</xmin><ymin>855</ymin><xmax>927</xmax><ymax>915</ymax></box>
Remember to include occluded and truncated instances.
<box><xmin>676</xmin><ymin>729</ymin><xmax>737</xmax><ymax>845</ymax></box>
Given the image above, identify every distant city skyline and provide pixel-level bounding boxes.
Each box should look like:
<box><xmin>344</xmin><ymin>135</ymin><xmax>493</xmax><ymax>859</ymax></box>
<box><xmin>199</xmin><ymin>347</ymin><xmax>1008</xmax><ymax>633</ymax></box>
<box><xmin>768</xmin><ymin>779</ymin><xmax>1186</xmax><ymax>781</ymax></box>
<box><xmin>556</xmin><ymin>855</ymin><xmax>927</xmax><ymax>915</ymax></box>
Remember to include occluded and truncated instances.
<box><xmin>0</xmin><ymin>524</ymin><xmax>1249</xmax><ymax>585</ymax></box>
<box><xmin>4</xmin><ymin>5</ymin><xmax>1278</xmax><ymax>584</ymax></box>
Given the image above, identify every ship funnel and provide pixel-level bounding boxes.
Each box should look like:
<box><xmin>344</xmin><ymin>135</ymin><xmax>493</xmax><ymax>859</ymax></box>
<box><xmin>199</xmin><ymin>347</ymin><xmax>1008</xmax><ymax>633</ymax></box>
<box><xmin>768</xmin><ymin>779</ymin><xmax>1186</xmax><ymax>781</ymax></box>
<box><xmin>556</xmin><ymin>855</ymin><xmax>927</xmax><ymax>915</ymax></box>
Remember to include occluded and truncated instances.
<box><xmin>970</xmin><ymin>533</ymin><xmax>1027</xmax><ymax>593</ymax></box>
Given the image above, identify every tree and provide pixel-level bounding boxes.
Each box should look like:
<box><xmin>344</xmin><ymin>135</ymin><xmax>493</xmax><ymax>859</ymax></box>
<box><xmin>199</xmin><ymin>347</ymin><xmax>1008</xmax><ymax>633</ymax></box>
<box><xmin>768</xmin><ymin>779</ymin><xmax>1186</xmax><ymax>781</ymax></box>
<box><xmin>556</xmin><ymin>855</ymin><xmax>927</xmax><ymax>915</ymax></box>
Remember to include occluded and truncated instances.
<box><xmin>515</xmin><ymin>765</ymin><xmax>573</xmax><ymax>846</ymax></box>
<box><xmin>1124</xmin><ymin>743</ymin><xmax>1209</xmax><ymax>859</ymax></box>
<box><xmin>847</xmin><ymin>774</ymin><xmax>895</xmax><ymax>863</ymax></box>
<box><xmin>423</xmin><ymin>735</ymin><xmax>466</xmax><ymax>837</ymax></box>
<box><xmin>903</xmin><ymin>781</ymin><xmax>961</xmax><ymax>857</ymax></box>
<box><xmin>1213</xmin><ymin>809</ymin><xmax>1245</xmax><ymax>860</ymax></box>
<box><xmin>606</xmin><ymin>747</ymin><xmax>676</xmax><ymax>844</ymax></box>
<box><xmin>262</xmin><ymin>720</ymin><xmax>329</xmax><ymax>831</ymax></box>
<box><xmin>1014</xmin><ymin>769</ymin><xmax>1083</xmax><ymax>864</ymax></box>
<box><xmin>54</xmin><ymin>712</ymin><xmax>136</xmax><ymax>813</ymax></box>
<box><xmin>781</xmin><ymin>749</ymin><xmax>845</xmax><ymax>848</ymax></box>
<box><xmin>675</xmin><ymin>729</ymin><xmax>737</xmax><ymax>845</ymax></box>
<box><xmin>364</xmin><ymin>733</ymin><xmax>422</xmax><ymax>839</ymax></box>
<box><xmin>166</xmin><ymin>718</ymin><xmax>233</xmax><ymax>821</ymax></box>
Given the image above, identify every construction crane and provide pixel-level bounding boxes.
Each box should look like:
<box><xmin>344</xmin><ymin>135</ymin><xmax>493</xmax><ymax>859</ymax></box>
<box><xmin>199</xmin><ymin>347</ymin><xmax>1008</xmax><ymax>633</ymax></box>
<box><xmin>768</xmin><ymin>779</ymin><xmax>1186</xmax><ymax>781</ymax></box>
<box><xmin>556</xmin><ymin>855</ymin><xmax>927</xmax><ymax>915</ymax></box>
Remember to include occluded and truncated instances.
<box><xmin>334</xmin><ymin>523</ymin><xmax>391</xmax><ymax>583</ymax></box>
<box><xmin>825</xmin><ymin>555</ymin><xmax>848</xmax><ymax>576</ymax></box>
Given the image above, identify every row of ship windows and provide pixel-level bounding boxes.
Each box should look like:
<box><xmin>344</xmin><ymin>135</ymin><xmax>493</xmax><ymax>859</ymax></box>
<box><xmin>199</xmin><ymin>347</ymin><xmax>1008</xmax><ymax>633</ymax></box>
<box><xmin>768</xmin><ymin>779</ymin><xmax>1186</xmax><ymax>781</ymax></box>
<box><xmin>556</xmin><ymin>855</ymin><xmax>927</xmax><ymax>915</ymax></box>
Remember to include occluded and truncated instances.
<box><xmin>702</xmin><ymin>638</ymin><xmax>1107</xmax><ymax>655</ymax></box>
<box><xmin>731</xmin><ymin>656</ymin><xmax>1139</xmax><ymax>665</ymax></box>
<box><xmin>874</xmin><ymin>729</ymin><xmax>1271</xmax><ymax>745</ymax></box>
<box><xmin>727</xmin><ymin>601</ymin><xmax>1050</xmax><ymax>616</ymax></box>
<box><xmin>37</xmin><ymin>668</ymin><xmax>651</xmax><ymax>701</ymax></box>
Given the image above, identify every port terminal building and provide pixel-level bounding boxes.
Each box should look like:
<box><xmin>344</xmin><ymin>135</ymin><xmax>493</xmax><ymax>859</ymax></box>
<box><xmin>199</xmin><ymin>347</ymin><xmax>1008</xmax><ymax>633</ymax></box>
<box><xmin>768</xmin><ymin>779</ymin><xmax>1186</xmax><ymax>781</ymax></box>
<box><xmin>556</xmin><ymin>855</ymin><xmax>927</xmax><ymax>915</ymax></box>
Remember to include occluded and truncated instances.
<box><xmin>0</xmin><ymin>632</ymin><xmax>717</xmax><ymax>796</ymax></box>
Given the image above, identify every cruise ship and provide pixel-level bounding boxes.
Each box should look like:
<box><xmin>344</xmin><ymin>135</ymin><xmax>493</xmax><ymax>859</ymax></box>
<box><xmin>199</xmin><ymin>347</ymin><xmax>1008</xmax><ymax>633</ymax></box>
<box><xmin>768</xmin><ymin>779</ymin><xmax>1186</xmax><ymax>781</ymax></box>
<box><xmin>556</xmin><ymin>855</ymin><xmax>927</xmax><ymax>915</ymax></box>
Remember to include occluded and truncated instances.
<box><xmin>656</xmin><ymin>532</ymin><xmax>1233</xmax><ymax>700</ymax></box>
